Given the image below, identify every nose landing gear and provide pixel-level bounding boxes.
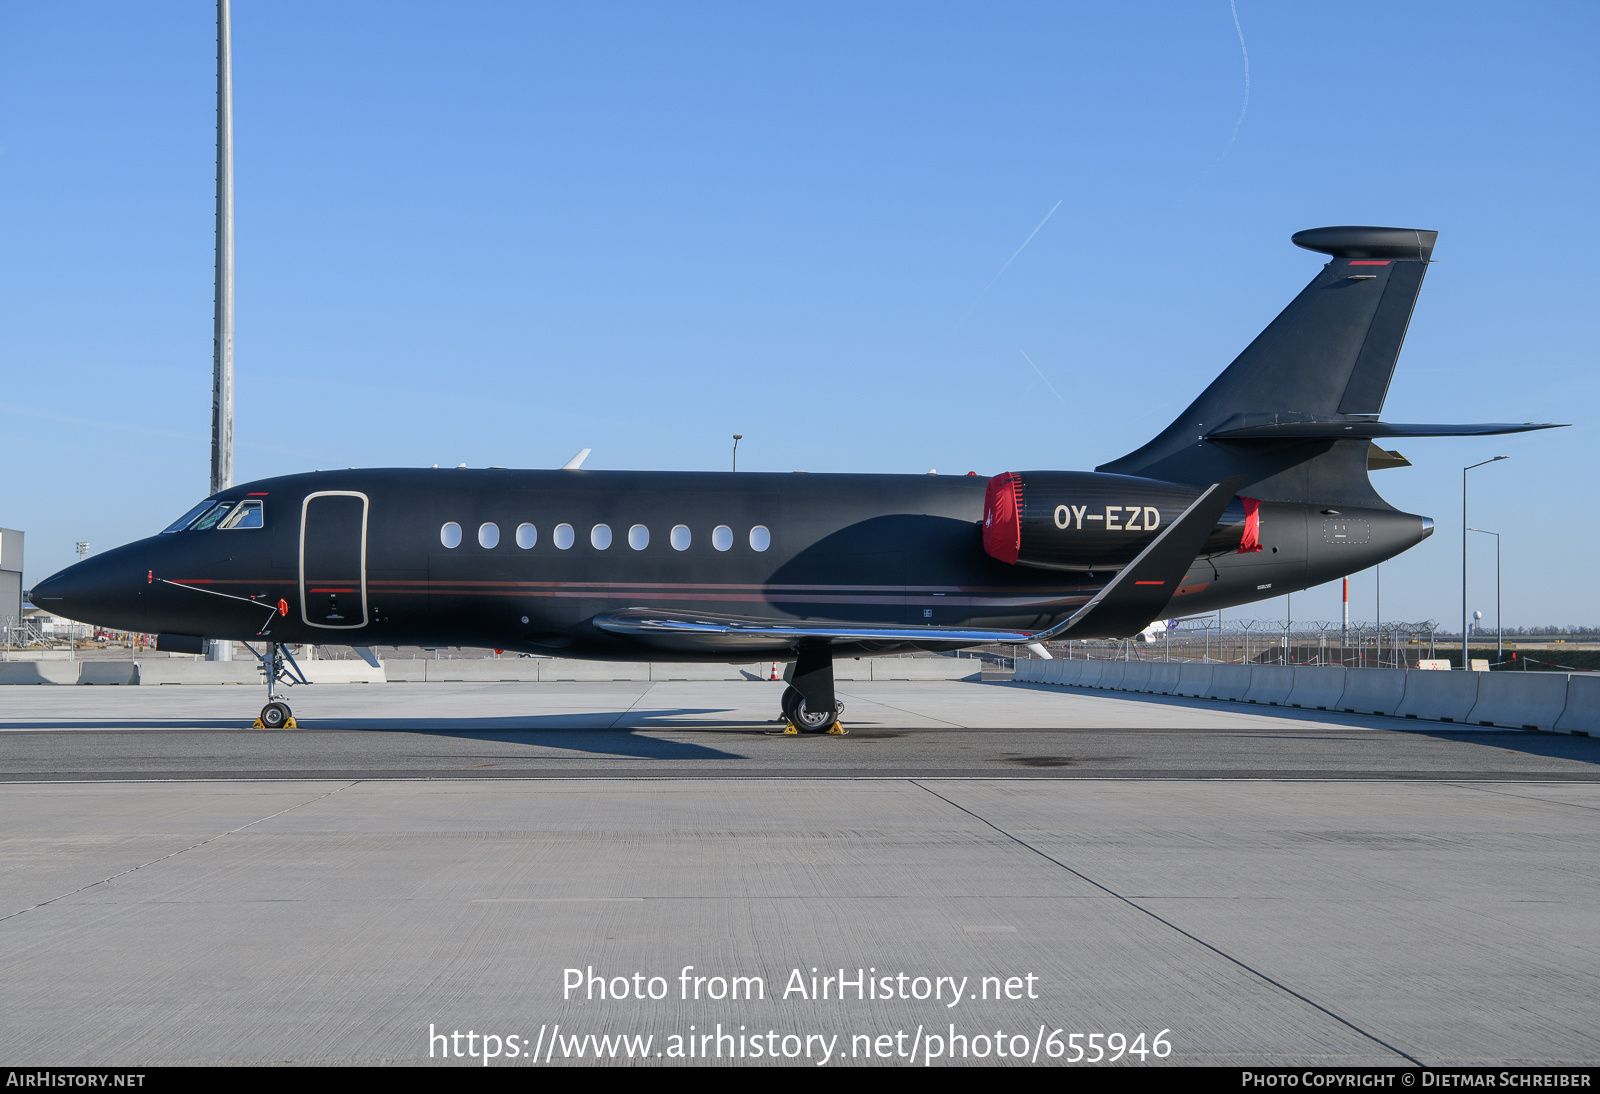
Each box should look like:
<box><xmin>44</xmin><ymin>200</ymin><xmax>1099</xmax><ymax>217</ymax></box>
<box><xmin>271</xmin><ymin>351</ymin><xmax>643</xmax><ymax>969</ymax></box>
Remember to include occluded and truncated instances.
<box><xmin>242</xmin><ymin>641</ymin><xmax>308</xmax><ymax>729</ymax></box>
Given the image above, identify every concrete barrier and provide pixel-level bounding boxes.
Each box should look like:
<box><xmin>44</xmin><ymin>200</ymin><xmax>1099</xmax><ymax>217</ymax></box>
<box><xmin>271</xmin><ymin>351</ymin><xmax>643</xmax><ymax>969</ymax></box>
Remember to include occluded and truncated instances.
<box><xmin>1095</xmin><ymin>663</ymin><xmax>1127</xmax><ymax>691</ymax></box>
<box><xmin>1395</xmin><ymin>669</ymin><xmax>1480</xmax><ymax>724</ymax></box>
<box><xmin>1176</xmin><ymin>662</ymin><xmax>1214</xmax><ymax>697</ymax></box>
<box><xmin>1011</xmin><ymin>660</ymin><xmax>1045</xmax><ymax>683</ymax></box>
<box><xmin>1145</xmin><ymin>663</ymin><xmax>1182</xmax><ymax>695</ymax></box>
<box><xmin>1337</xmin><ymin>668</ymin><xmax>1408</xmax><ymax>716</ymax></box>
<box><xmin>137</xmin><ymin>661</ymin><xmax>260</xmax><ymax>685</ymax></box>
<box><xmin>1243</xmin><ymin>665</ymin><xmax>1294</xmax><ymax>706</ymax></box>
<box><xmin>832</xmin><ymin>660</ymin><xmax>873</xmax><ymax>681</ymax></box>
<box><xmin>1058</xmin><ymin>660</ymin><xmax>1088</xmax><ymax>686</ymax></box>
<box><xmin>652</xmin><ymin>663</ymin><xmax>771</xmax><ymax>681</ymax></box>
<box><xmin>1119</xmin><ymin>663</ymin><xmax>1153</xmax><ymax>692</ymax></box>
<box><xmin>1030</xmin><ymin>660</ymin><xmax>1067</xmax><ymax>685</ymax></box>
<box><xmin>870</xmin><ymin>659</ymin><xmax>981</xmax><ymax>681</ymax></box>
<box><xmin>532</xmin><ymin>661</ymin><xmax>651</xmax><ymax>682</ymax></box>
<box><xmin>1286</xmin><ymin>667</ymin><xmax>1346</xmax><ymax>710</ymax></box>
<box><xmin>0</xmin><ymin>661</ymin><xmax>82</xmax><ymax>684</ymax></box>
<box><xmin>1208</xmin><ymin>664</ymin><xmax>1253</xmax><ymax>702</ymax></box>
<box><xmin>382</xmin><ymin>660</ymin><xmax>527</xmax><ymax>682</ymax></box>
<box><xmin>1555</xmin><ymin>675</ymin><xmax>1600</xmax><ymax>736</ymax></box>
<box><xmin>300</xmin><ymin>661</ymin><xmax>386</xmax><ymax>684</ymax></box>
<box><xmin>1468</xmin><ymin>672</ymin><xmax>1570</xmax><ymax>731</ymax></box>
<box><xmin>1075</xmin><ymin>661</ymin><xmax>1105</xmax><ymax>689</ymax></box>
<box><xmin>78</xmin><ymin>662</ymin><xmax>139</xmax><ymax>685</ymax></box>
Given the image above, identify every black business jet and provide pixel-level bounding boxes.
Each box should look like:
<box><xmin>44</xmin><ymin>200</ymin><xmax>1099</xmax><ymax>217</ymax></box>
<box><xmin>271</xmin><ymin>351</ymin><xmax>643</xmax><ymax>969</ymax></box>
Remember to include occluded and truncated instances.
<box><xmin>32</xmin><ymin>226</ymin><xmax>1560</xmax><ymax>731</ymax></box>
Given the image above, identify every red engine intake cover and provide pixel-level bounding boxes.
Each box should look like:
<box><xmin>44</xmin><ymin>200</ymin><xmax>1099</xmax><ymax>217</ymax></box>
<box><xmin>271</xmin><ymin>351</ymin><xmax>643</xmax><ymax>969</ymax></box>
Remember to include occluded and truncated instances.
<box><xmin>982</xmin><ymin>472</ymin><xmax>1022</xmax><ymax>565</ymax></box>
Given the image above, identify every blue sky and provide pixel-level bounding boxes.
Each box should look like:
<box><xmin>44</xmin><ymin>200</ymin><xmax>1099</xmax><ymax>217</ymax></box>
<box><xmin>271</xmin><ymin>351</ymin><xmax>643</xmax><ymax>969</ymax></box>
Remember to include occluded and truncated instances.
<box><xmin>3</xmin><ymin>2</ymin><xmax>1595</xmax><ymax>628</ymax></box>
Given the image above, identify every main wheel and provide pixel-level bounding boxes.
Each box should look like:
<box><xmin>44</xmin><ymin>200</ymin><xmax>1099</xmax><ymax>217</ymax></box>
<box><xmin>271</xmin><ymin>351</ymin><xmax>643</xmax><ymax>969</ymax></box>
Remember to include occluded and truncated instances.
<box><xmin>780</xmin><ymin>686</ymin><xmax>803</xmax><ymax>724</ymax></box>
<box><xmin>259</xmin><ymin>702</ymin><xmax>291</xmax><ymax>729</ymax></box>
<box><xmin>791</xmin><ymin>697</ymin><xmax>842</xmax><ymax>734</ymax></box>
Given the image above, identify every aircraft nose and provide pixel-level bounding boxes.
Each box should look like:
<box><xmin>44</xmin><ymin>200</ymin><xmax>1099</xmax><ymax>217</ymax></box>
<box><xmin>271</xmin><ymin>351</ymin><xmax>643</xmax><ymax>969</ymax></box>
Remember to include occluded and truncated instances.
<box><xmin>29</xmin><ymin>565</ymin><xmax>87</xmax><ymax>622</ymax></box>
<box><xmin>29</xmin><ymin>555</ymin><xmax>137</xmax><ymax>628</ymax></box>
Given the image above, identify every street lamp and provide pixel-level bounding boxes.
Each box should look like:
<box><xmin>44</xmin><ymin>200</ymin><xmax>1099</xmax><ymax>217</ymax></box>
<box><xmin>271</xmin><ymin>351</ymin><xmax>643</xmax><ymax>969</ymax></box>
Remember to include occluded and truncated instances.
<box><xmin>1463</xmin><ymin>456</ymin><xmax>1509</xmax><ymax>670</ymax></box>
<box><xmin>1468</xmin><ymin>527</ymin><xmax>1502</xmax><ymax>664</ymax></box>
<box><xmin>732</xmin><ymin>434</ymin><xmax>743</xmax><ymax>472</ymax></box>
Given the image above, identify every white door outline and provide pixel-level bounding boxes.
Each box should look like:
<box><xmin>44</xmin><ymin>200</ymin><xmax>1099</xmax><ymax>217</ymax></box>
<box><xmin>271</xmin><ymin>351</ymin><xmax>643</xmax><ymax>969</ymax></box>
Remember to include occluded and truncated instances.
<box><xmin>299</xmin><ymin>491</ymin><xmax>369</xmax><ymax>630</ymax></box>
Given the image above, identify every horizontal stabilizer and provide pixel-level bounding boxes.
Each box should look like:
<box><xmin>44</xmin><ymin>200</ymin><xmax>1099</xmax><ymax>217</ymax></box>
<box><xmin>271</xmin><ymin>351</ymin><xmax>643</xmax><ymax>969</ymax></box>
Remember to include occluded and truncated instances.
<box><xmin>1206</xmin><ymin>421</ymin><xmax>1566</xmax><ymax>441</ymax></box>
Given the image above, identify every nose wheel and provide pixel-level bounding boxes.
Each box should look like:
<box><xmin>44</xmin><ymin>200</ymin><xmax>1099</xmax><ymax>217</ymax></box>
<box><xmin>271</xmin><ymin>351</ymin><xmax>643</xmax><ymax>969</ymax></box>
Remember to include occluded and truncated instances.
<box><xmin>243</xmin><ymin>640</ymin><xmax>309</xmax><ymax>729</ymax></box>
<box><xmin>256</xmin><ymin>701</ymin><xmax>296</xmax><ymax>729</ymax></box>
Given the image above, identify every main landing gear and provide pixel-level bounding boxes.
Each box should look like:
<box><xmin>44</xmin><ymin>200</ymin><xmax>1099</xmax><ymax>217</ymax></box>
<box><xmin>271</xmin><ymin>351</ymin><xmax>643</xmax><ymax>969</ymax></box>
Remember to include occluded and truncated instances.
<box><xmin>777</xmin><ymin>645</ymin><xmax>847</xmax><ymax>736</ymax></box>
<box><xmin>242</xmin><ymin>641</ymin><xmax>308</xmax><ymax>729</ymax></box>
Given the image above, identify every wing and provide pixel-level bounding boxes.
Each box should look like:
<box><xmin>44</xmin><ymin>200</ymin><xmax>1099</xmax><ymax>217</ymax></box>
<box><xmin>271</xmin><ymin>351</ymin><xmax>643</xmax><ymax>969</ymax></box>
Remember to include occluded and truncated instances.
<box><xmin>591</xmin><ymin>477</ymin><xmax>1243</xmax><ymax>655</ymax></box>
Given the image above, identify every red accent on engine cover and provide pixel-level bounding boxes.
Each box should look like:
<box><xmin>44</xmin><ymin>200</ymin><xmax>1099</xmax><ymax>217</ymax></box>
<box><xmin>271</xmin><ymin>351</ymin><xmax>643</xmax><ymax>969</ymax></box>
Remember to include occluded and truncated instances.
<box><xmin>1237</xmin><ymin>497</ymin><xmax>1263</xmax><ymax>553</ymax></box>
<box><xmin>982</xmin><ymin>472</ymin><xmax>1022</xmax><ymax>565</ymax></box>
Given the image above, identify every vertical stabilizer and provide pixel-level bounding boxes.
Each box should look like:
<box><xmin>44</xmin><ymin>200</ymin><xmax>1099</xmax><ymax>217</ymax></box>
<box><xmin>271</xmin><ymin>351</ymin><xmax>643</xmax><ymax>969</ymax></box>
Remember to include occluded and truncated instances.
<box><xmin>1098</xmin><ymin>226</ymin><xmax>1435</xmax><ymax>506</ymax></box>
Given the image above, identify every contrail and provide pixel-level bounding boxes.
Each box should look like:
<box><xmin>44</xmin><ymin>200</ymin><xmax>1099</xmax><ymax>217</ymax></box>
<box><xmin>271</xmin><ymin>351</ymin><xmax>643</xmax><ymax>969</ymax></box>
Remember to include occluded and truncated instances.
<box><xmin>1180</xmin><ymin>0</ymin><xmax>1251</xmax><ymax>197</ymax></box>
<box><xmin>1219</xmin><ymin>0</ymin><xmax>1251</xmax><ymax>161</ymax></box>
<box><xmin>959</xmin><ymin>199</ymin><xmax>1063</xmax><ymax>323</ymax></box>
<box><xmin>1019</xmin><ymin>350</ymin><xmax>1070</xmax><ymax>409</ymax></box>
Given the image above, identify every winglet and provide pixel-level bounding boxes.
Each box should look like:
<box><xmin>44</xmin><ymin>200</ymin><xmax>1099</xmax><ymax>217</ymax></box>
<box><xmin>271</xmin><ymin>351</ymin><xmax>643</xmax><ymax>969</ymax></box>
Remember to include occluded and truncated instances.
<box><xmin>1032</xmin><ymin>477</ymin><xmax>1244</xmax><ymax>641</ymax></box>
<box><xmin>561</xmin><ymin>448</ymin><xmax>592</xmax><ymax>470</ymax></box>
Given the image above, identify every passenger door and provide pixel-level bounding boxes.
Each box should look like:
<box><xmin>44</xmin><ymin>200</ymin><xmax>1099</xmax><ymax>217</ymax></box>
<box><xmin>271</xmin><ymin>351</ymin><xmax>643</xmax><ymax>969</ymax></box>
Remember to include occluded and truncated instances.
<box><xmin>300</xmin><ymin>491</ymin><xmax>369</xmax><ymax>629</ymax></box>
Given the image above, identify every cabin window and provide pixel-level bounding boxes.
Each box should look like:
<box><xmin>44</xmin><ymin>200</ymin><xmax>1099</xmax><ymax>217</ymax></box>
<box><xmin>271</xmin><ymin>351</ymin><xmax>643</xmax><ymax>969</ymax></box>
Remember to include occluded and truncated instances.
<box><xmin>712</xmin><ymin>525</ymin><xmax>733</xmax><ymax>552</ymax></box>
<box><xmin>441</xmin><ymin>522</ymin><xmax>462</xmax><ymax>548</ymax></box>
<box><xmin>628</xmin><ymin>524</ymin><xmax>649</xmax><ymax>550</ymax></box>
<box><xmin>670</xmin><ymin>524</ymin><xmax>691</xmax><ymax>551</ymax></box>
<box><xmin>219</xmin><ymin>500</ymin><xmax>263</xmax><ymax>530</ymax></box>
<box><xmin>516</xmin><ymin>523</ymin><xmax>537</xmax><ymax>549</ymax></box>
<box><xmin>591</xmin><ymin>524</ymin><xmax>612</xmax><ymax>550</ymax></box>
<box><xmin>479</xmin><ymin>522</ymin><xmax>500</xmax><ymax>548</ymax></box>
<box><xmin>553</xmin><ymin>523</ymin><xmax>575</xmax><ymax>550</ymax></box>
<box><xmin>749</xmin><ymin>525</ymin><xmax>770</xmax><ymax>552</ymax></box>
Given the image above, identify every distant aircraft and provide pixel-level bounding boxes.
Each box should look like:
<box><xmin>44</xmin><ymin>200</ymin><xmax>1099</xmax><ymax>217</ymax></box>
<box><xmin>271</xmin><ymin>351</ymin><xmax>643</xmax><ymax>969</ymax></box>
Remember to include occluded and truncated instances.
<box><xmin>32</xmin><ymin>227</ymin><xmax>1560</xmax><ymax>732</ymax></box>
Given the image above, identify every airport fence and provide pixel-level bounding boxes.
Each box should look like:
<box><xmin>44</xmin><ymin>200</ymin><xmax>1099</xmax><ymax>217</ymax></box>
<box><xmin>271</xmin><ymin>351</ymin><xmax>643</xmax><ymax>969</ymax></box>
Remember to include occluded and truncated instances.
<box><xmin>1028</xmin><ymin>618</ymin><xmax>1444</xmax><ymax>669</ymax></box>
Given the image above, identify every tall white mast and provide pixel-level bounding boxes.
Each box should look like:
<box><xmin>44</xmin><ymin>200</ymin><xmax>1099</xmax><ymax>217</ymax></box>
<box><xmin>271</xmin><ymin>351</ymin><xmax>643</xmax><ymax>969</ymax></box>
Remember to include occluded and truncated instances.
<box><xmin>210</xmin><ymin>0</ymin><xmax>233</xmax><ymax>497</ymax></box>
<box><xmin>207</xmin><ymin>0</ymin><xmax>234</xmax><ymax>663</ymax></box>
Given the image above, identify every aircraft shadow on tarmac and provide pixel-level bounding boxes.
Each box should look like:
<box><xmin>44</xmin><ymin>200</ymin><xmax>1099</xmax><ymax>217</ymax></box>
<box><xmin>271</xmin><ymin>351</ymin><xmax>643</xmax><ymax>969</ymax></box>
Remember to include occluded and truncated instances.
<box><xmin>0</xmin><ymin>710</ymin><xmax>754</xmax><ymax>760</ymax></box>
<box><xmin>997</xmin><ymin>680</ymin><xmax>1600</xmax><ymax>766</ymax></box>
<box><xmin>360</xmin><ymin>710</ymin><xmax>757</xmax><ymax>760</ymax></box>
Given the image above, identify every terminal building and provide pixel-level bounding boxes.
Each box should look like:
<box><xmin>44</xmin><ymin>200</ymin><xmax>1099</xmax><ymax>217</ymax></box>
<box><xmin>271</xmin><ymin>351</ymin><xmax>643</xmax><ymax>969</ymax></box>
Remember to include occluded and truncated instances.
<box><xmin>1</xmin><ymin>528</ymin><xmax>21</xmax><ymax>634</ymax></box>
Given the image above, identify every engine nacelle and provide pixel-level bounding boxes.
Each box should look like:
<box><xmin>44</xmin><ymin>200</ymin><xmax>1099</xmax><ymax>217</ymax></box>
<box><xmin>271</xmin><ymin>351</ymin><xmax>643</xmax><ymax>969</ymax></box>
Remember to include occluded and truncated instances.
<box><xmin>982</xmin><ymin>470</ymin><xmax>1249</xmax><ymax>572</ymax></box>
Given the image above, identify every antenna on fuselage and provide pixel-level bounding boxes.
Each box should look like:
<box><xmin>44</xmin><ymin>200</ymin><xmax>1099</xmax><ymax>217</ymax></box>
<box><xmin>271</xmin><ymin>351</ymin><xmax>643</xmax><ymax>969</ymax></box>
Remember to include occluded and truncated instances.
<box><xmin>206</xmin><ymin>0</ymin><xmax>234</xmax><ymax>665</ymax></box>
<box><xmin>561</xmin><ymin>448</ymin><xmax>592</xmax><ymax>470</ymax></box>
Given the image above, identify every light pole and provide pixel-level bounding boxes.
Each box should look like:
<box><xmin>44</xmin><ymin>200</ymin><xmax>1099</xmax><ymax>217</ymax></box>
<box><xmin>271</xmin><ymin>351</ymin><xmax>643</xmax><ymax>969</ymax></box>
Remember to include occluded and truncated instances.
<box><xmin>1468</xmin><ymin>527</ymin><xmax>1502</xmax><ymax>664</ymax></box>
<box><xmin>732</xmin><ymin>434</ymin><xmax>743</xmax><ymax>472</ymax></box>
<box><xmin>1463</xmin><ymin>456</ymin><xmax>1509</xmax><ymax>670</ymax></box>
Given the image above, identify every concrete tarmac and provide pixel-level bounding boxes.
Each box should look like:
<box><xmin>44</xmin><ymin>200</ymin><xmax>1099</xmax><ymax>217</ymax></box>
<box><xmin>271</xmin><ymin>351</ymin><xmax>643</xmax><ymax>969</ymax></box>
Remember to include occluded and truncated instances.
<box><xmin>2</xmin><ymin>679</ymin><xmax>1598</xmax><ymax>780</ymax></box>
<box><xmin>2</xmin><ymin>681</ymin><xmax>1598</xmax><ymax>1066</ymax></box>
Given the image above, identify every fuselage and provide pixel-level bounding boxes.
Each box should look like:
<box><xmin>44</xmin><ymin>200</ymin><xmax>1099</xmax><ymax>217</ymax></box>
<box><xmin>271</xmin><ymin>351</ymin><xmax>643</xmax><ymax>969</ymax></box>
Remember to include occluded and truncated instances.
<box><xmin>31</xmin><ymin>466</ymin><xmax>1432</xmax><ymax>659</ymax></box>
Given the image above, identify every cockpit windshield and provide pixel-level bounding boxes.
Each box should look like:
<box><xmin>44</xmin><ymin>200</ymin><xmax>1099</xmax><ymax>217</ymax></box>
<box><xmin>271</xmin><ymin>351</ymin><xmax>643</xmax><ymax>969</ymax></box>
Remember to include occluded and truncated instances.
<box><xmin>162</xmin><ymin>500</ymin><xmax>219</xmax><ymax>533</ymax></box>
<box><xmin>219</xmin><ymin>500</ymin><xmax>263</xmax><ymax>529</ymax></box>
<box><xmin>161</xmin><ymin>498</ymin><xmax>266</xmax><ymax>533</ymax></box>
